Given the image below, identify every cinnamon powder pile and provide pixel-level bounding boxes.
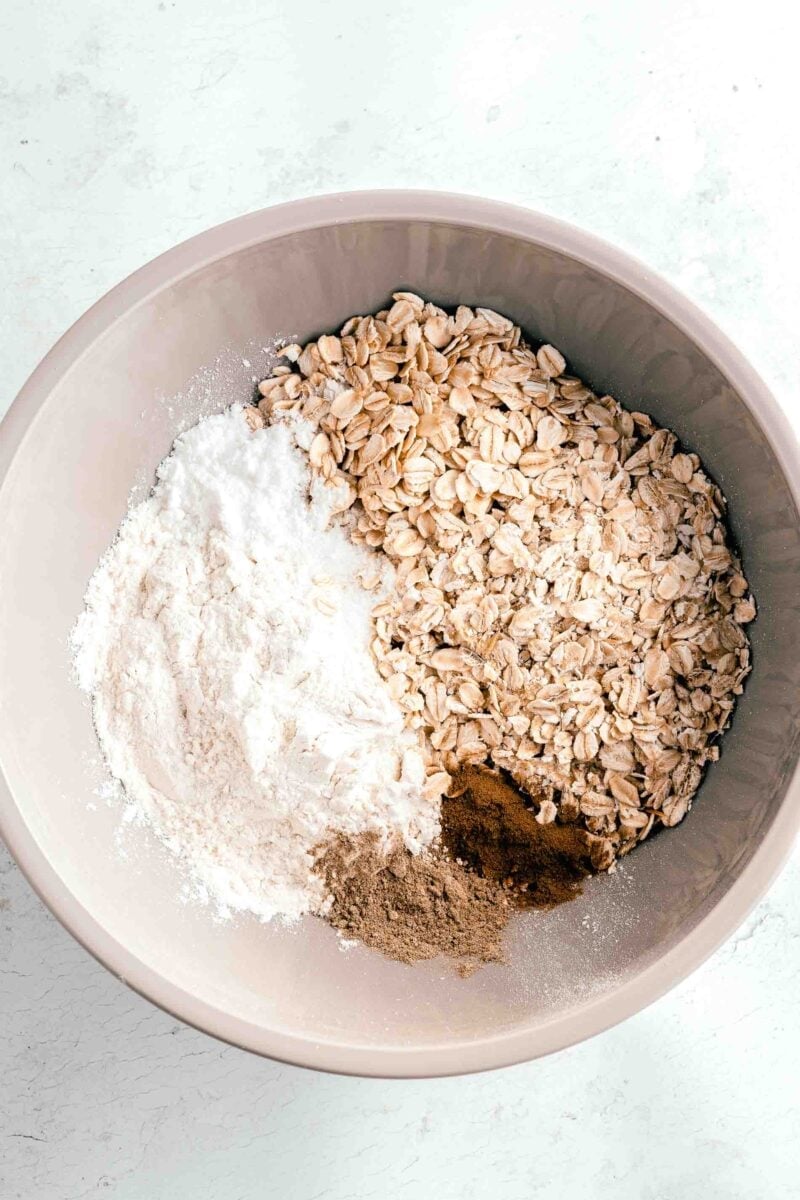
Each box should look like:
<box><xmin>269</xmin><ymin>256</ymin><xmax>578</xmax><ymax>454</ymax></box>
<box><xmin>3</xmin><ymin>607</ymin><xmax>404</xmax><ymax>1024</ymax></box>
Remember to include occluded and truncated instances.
<box><xmin>317</xmin><ymin>765</ymin><xmax>598</xmax><ymax>969</ymax></box>
<box><xmin>443</xmin><ymin>767</ymin><xmax>596</xmax><ymax>909</ymax></box>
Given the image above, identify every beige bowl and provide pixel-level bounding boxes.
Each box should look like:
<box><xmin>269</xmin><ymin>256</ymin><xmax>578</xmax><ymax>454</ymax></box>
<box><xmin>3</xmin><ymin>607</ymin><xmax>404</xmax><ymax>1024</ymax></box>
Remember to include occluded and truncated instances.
<box><xmin>1</xmin><ymin>192</ymin><xmax>799</xmax><ymax>1077</ymax></box>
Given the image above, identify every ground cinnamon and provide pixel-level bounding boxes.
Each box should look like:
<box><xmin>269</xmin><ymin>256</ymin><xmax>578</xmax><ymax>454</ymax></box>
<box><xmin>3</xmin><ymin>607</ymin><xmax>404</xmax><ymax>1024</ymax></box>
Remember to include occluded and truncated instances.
<box><xmin>442</xmin><ymin>766</ymin><xmax>596</xmax><ymax>909</ymax></box>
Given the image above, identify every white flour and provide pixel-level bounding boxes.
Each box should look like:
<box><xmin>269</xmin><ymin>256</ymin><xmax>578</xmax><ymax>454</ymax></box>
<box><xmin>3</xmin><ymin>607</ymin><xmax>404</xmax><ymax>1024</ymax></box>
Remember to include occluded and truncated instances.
<box><xmin>72</xmin><ymin>407</ymin><xmax>438</xmax><ymax>921</ymax></box>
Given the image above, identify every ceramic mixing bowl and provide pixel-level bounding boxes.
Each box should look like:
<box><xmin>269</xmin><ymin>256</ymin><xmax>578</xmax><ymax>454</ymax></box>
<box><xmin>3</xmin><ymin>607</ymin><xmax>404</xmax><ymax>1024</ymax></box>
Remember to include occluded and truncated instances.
<box><xmin>2</xmin><ymin>191</ymin><xmax>799</xmax><ymax>1076</ymax></box>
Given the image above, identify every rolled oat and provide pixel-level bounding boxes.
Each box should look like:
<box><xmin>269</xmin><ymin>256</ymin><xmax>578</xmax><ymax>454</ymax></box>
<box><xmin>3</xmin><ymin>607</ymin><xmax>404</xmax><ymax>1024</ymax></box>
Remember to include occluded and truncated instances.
<box><xmin>255</xmin><ymin>294</ymin><xmax>755</xmax><ymax>867</ymax></box>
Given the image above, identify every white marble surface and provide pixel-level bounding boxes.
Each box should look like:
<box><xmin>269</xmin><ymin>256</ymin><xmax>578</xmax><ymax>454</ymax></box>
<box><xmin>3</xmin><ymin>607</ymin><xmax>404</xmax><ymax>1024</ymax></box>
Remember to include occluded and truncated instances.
<box><xmin>2</xmin><ymin>0</ymin><xmax>800</xmax><ymax>1196</ymax></box>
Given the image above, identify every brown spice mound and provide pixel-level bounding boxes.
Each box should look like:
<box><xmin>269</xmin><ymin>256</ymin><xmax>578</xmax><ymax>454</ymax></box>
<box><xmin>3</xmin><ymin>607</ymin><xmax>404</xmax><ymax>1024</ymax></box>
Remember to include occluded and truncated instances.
<box><xmin>442</xmin><ymin>766</ymin><xmax>596</xmax><ymax>909</ymax></box>
<box><xmin>317</xmin><ymin>832</ymin><xmax>510</xmax><ymax>969</ymax></box>
<box><xmin>317</xmin><ymin>767</ymin><xmax>601</xmax><ymax>970</ymax></box>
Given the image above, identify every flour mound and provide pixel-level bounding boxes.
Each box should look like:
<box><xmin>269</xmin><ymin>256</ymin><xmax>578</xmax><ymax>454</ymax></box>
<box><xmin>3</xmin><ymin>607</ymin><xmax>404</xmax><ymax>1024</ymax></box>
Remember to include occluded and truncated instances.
<box><xmin>72</xmin><ymin>407</ymin><xmax>438</xmax><ymax>921</ymax></box>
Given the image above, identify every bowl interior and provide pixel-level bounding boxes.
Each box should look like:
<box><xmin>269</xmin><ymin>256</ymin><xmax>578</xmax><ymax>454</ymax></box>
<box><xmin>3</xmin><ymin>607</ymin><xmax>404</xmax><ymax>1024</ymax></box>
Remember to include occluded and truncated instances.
<box><xmin>2</xmin><ymin>211</ymin><xmax>800</xmax><ymax>1071</ymax></box>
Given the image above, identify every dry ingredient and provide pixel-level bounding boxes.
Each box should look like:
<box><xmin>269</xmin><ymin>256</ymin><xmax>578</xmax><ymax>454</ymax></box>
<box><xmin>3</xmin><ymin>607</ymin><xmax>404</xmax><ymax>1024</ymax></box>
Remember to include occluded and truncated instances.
<box><xmin>73</xmin><ymin>289</ymin><xmax>757</xmax><ymax>972</ymax></box>
<box><xmin>72</xmin><ymin>408</ymin><xmax>438</xmax><ymax>922</ymax></box>
<box><xmin>443</xmin><ymin>766</ymin><xmax>596</xmax><ymax>908</ymax></box>
<box><xmin>316</xmin><ymin>831</ymin><xmax>511</xmax><ymax>969</ymax></box>
<box><xmin>317</xmin><ymin>766</ymin><xmax>600</xmax><ymax>970</ymax></box>
<box><xmin>256</xmin><ymin>292</ymin><xmax>755</xmax><ymax>871</ymax></box>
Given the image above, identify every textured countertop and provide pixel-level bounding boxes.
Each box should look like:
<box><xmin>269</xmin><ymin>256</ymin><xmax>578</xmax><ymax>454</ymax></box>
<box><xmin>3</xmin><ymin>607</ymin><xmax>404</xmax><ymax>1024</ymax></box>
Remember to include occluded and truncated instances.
<box><xmin>2</xmin><ymin>1</ymin><xmax>799</xmax><ymax>1196</ymax></box>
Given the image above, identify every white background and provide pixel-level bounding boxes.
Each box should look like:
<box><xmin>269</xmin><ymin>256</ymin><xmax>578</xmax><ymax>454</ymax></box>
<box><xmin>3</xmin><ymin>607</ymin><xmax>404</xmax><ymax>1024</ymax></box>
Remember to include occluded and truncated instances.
<box><xmin>2</xmin><ymin>1</ymin><xmax>800</xmax><ymax>1196</ymax></box>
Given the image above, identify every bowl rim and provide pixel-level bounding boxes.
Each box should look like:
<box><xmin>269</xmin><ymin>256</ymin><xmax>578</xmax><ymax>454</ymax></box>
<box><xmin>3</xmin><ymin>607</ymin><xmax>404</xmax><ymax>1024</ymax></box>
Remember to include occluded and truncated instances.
<box><xmin>2</xmin><ymin>188</ymin><xmax>800</xmax><ymax>1078</ymax></box>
